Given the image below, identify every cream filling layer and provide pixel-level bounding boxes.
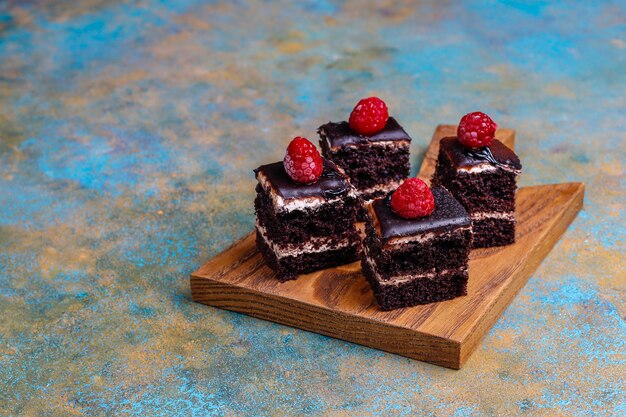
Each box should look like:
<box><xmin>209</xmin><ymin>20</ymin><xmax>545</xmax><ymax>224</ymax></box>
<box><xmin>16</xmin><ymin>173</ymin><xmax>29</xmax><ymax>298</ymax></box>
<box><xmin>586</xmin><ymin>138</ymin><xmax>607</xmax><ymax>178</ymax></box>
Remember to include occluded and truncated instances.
<box><xmin>358</xmin><ymin>178</ymin><xmax>404</xmax><ymax>198</ymax></box>
<box><xmin>379</xmin><ymin>268</ymin><xmax>467</xmax><ymax>286</ymax></box>
<box><xmin>471</xmin><ymin>211</ymin><xmax>515</xmax><ymax>221</ymax></box>
<box><xmin>457</xmin><ymin>164</ymin><xmax>521</xmax><ymax>175</ymax></box>
<box><xmin>385</xmin><ymin>226</ymin><xmax>471</xmax><ymax>247</ymax></box>
<box><xmin>256</xmin><ymin>222</ymin><xmax>356</xmax><ymax>259</ymax></box>
<box><xmin>364</xmin><ymin>251</ymin><xmax>466</xmax><ymax>286</ymax></box>
<box><xmin>257</xmin><ymin>171</ymin><xmax>357</xmax><ymax>213</ymax></box>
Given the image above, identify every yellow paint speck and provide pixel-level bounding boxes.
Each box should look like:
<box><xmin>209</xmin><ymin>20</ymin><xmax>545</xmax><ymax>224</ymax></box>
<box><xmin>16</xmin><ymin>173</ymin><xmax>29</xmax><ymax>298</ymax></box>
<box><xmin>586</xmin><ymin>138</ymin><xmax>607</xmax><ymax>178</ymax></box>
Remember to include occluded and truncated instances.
<box><xmin>602</xmin><ymin>159</ymin><xmax>623</xmax><ymax>176</ymax></box>
<box><xmin>277</xmin><ymin>41</ymin><xmax>306</xmax><ymax>54</ymax></box>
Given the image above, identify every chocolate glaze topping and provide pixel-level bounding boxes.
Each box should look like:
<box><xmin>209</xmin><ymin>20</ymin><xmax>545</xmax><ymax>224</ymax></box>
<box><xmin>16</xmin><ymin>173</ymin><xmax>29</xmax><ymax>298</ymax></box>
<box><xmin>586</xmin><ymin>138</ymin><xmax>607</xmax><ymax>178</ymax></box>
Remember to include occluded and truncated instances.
<box><xmin>371</xmin><ymin>187</ymin><xmax>470</xmax><ymax>241</ymax></box>
<box><xmin>318</xmin><ymin>117</ymin><xmax>412</xmax><ymax>148</ymax></box>
<box><xmin>440</xmin><ymin>137</ymin><xmax>522</xmax><ymax>170</ymax></box>
<box><xmin>254</xmin><ymin>159</ymin><xmax>350</xmax><ymax>200</ymax></box>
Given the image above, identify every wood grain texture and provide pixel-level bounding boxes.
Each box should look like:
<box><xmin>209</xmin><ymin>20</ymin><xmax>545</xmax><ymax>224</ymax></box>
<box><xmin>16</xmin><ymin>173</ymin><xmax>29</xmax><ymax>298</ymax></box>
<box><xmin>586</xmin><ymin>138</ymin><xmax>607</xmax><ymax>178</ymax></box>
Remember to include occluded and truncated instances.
<box><xmin>191</xmin><ymin>127</ymin><xmax>584</xmax><ymax>369</ymax></box>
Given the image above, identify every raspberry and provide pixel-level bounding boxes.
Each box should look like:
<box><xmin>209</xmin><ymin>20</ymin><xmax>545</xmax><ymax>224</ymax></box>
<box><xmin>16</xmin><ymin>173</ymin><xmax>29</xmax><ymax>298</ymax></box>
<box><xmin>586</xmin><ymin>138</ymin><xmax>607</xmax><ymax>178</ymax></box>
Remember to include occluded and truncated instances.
<box><xmin>457</xmin><ymin>111</ymin><xmax>498</xmax><ymax>148</ymax></box>
<box><xmin>283</xmin><ymin>136</ymin><xmax>323</xmax><ymax>184</ymax></box>
<box><xmin>349</xmin><ymin>97</ymin><xmax>389</xmax><ymax>135</ymax></box>
<box><xmin>390</xmin><ymin>178</ymin><xmax>435</xmax><ymax>219</ymax></box>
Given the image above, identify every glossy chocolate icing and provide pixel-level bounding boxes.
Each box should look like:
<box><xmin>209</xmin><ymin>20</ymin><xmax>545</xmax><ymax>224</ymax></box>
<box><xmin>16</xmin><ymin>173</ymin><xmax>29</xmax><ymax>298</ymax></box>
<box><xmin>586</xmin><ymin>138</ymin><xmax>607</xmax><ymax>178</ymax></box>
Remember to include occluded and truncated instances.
<box><xmin>370</xmin><ymin>187</ymin><xmax>470</xmax><ymax>241</ymax></box>
<box><xmin>254</xmin><ymin>159</ymin><xmax>351</xmax><ymax>200</ymax></box>
<box><xmin>440</xmin><ymin>137</ymin><xmax>521</xmax><ymax>170</ymax></box>
<box><xmin>318</xmin><ymin>117</ymin><xmax>412</xmax><ymax>148</ymax></box>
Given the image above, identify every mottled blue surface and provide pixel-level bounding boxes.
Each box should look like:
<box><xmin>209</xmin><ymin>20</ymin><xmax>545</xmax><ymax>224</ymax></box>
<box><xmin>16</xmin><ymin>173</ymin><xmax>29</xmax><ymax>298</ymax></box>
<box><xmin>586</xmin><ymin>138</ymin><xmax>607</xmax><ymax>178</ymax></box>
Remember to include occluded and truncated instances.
<box><xmin>1</xmin><ymin>1</ymin><xmax>624</xmax><ymax>416</ymax></box>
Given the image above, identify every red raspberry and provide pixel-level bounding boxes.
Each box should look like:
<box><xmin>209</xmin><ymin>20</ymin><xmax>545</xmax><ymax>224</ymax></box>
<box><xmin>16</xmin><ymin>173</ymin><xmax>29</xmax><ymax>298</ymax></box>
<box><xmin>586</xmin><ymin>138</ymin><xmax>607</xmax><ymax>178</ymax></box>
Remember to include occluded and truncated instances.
<box><xmin>390</xmin><ymin>178</ymin><xmax>435</xmax><ymax>219</ymax></box>
<box><xmin>283</xmin><ymin>137</ymin><xmax>323</xmax><ymax>184</ymax></box>
<box><xmin>457</xmin><ymin>111</ymin><xmax>498</xmax><ymax>148</ymax></box>
<box><xmin>349</xmin><ymin>97</ymin><xmax>389</xmax><ymax>135</ymax></box>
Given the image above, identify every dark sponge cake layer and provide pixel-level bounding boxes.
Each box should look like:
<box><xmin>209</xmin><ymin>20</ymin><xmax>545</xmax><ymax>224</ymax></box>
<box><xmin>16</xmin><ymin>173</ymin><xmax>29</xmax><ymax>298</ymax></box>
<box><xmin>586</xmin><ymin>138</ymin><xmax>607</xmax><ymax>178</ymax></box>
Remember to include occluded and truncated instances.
<box><xmin>362</xmin><ymin>259</ymin><xmax>468</xmax><ymax>310</ymax></box>
<box><xmin>256</xmin><ymin>230</ymin><xmax>360</xmax><ymax>282</ymax></box>
<box><xmin>254</xmin><ymin>184</ymin><xmax>359</xmax><ymax>245</ymax></box>
<box><xmin>363</xmin><ymin>223</ymin><xmax>472</xmax><ymax>276</ymax></box>
<box><xmin>319</xmin><ymin>140</ymin><xmax>409</xmax><ymax>196</ymax></box>
<box><xmin>432</xmin><ymin>145</ymin><xmax>517</xmax><ymax>213</ymax></box>
<box><xmin>472</xmin><ymin>218</ymin><xmax>516</xmax><ymax>248</ymax></box>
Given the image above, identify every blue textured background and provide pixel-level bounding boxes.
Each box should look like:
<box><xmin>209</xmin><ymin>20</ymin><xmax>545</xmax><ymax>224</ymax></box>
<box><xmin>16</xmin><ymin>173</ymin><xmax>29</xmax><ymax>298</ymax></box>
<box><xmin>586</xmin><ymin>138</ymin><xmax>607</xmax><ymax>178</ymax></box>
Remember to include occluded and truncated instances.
<box><xmin>1</xmin><ymin>1</ymin><xmax>624</xmax><ymax>415</ymax></box>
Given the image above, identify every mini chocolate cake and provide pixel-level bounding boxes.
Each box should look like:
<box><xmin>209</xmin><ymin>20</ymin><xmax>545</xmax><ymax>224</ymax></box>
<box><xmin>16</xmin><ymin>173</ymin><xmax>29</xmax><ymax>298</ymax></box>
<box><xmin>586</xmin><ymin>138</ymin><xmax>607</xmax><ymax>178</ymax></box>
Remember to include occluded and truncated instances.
<box><xmin>432</xmin><ymin>137</ymin><xmax>522</xmax><ymax>248</ymax></box>
<box><xmin>254</xmin><ymin>160</ymin><xmax>361</xmax><ymax>281</ymax></box>
<box><xmin>361</xmin><ymin>187</ymin><xmax>472</xmax><ymax>310</ymax></box>
<box><xmin>318</xmin><ymin>117</ymin><xmax>411</xmax><ymax>201</ymax></box>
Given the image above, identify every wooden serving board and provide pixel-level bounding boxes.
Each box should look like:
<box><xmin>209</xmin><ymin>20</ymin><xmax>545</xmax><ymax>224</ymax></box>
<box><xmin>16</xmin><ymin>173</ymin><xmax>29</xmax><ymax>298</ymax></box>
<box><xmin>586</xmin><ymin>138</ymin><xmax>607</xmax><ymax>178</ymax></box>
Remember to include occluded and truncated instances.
<box><xmin>191</xmin><ymin>125</ymin><xmax>584</xmax><ymax>369</ymax></box>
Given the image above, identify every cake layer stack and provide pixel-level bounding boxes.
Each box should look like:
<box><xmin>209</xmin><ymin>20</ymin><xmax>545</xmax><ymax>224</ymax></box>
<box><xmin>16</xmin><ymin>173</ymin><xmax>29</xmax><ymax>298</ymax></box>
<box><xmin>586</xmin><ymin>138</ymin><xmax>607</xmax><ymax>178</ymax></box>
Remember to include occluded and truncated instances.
<box><xmin>361</xmin><ymin>187</ymin><xmax>472</xmax><ymax>310</ymax></box>
<box><xmin>254</xmin><ymin>160</ymin><xmax>361</xmax><ymax>281</ymax></box>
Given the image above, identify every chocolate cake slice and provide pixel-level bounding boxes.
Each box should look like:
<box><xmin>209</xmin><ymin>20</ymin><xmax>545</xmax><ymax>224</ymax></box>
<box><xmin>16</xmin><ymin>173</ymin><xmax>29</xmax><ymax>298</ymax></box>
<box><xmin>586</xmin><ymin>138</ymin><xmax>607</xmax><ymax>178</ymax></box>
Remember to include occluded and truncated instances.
<box><xmin>254</xmin><ymin>159</ymin><xmax>360</xmax><ymax>281</ymax></box>
<box><xmin>318</xmin><ymin>117</ymin><xmax>411</xmax><ymax>201</ymax></box>
<box><xmin>361</xmin><ymin>187</ymin><xmax>472</xmax><ymax>310</ymax></box>
<box><xmin>432</xmin><ymin>137</ymin><xmax>521</xmax><ymax>248</ymax></box>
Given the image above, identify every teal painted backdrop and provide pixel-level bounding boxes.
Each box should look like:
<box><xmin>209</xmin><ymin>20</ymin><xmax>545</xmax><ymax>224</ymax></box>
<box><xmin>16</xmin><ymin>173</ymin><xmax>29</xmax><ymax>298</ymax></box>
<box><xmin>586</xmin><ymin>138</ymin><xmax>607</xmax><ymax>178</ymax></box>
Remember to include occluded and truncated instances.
<box><xmin>1</xmin><ymin>1</ymin><xmax>624</xmax><ymax>416</ymax></box>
